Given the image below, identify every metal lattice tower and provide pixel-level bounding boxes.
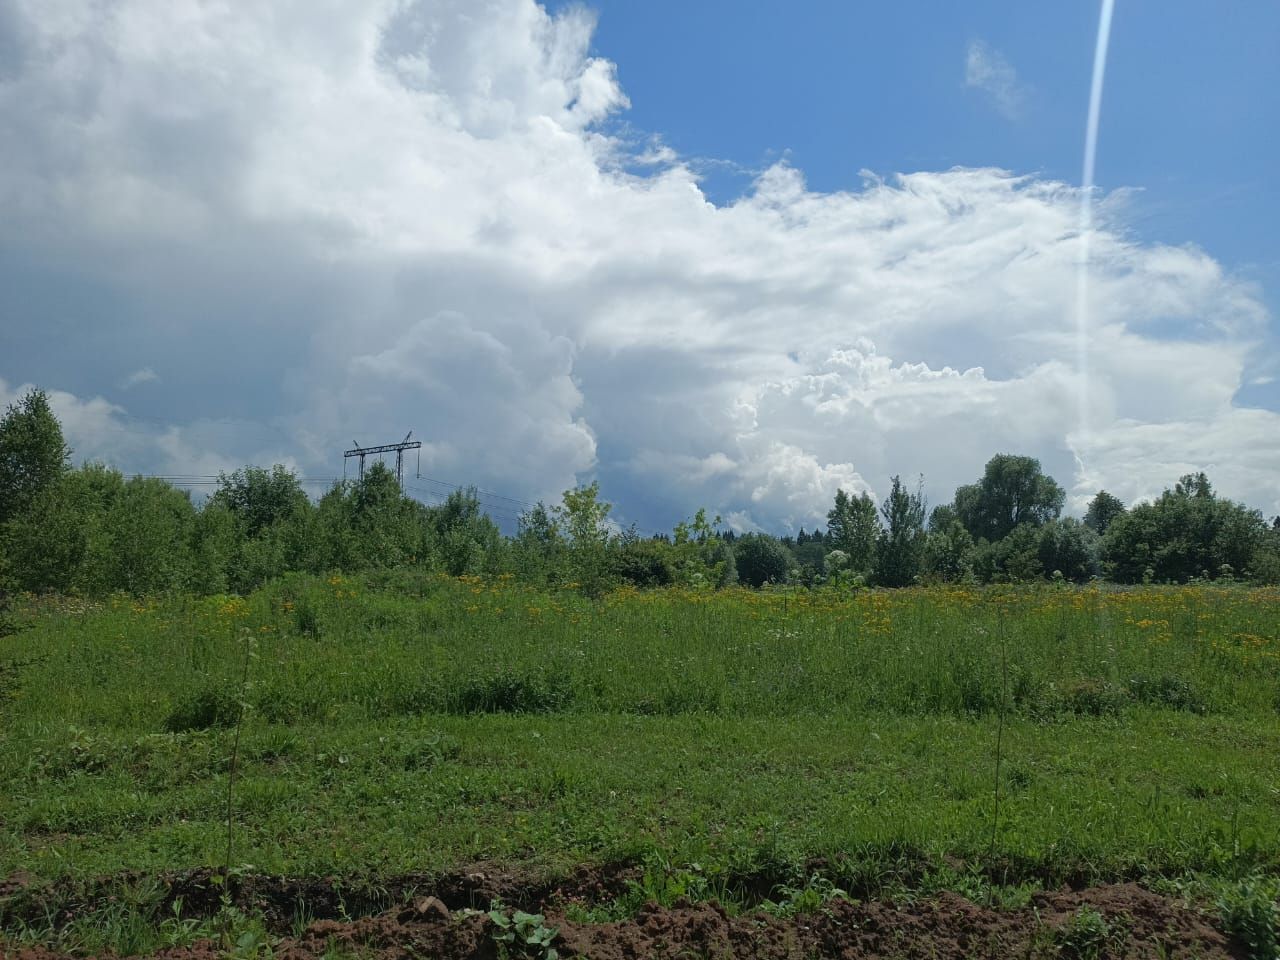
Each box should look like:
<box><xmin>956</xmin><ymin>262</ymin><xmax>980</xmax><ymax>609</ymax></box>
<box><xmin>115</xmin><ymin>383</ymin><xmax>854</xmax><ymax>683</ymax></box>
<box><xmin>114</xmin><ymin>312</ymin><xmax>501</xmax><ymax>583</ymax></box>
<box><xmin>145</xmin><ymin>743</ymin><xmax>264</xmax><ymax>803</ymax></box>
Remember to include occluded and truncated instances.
<box><xmin>343</xmin><ymin>432</ymin><xmax>421</xmax><ymax>485</ymax></box>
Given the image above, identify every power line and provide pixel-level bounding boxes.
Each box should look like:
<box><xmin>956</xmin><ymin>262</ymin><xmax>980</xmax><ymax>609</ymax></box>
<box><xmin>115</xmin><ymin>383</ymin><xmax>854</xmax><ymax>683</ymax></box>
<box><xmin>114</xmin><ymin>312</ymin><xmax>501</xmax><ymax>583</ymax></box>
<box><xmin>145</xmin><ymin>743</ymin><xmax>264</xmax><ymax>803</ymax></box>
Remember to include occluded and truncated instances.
<box><xmin>142</xmin><ymin>475</ymin><xmax>343</xmax><ymax>486</ymax></box>
<box><xmin>413</xmin><ymin>474</ymin><xmax>536</xmax><ymax>509</ymax></box>
<box><xmin>405</xmin><ymin>484</ymin><xmax>524</xmax><ymax>523</ymax></box>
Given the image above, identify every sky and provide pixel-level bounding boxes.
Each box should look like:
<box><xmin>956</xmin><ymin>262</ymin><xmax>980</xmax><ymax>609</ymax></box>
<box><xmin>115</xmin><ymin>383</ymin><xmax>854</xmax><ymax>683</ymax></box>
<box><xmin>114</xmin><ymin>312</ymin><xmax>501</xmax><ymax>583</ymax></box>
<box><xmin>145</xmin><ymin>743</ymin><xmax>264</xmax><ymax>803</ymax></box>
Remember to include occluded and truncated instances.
<box><xmin>1</xmin><ymin>0</ymin><xmax>1278</xmax><ymax>533</ymax></box>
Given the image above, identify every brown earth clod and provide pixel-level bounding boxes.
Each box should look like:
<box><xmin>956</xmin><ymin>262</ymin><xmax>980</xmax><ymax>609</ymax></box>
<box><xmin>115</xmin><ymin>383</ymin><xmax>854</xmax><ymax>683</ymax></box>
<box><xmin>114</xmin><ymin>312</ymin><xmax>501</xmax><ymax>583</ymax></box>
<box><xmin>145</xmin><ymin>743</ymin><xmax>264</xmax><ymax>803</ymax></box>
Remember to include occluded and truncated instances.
<box><xmin>1</xmin><ymin>874</ymin><xmax>1247</xmax><ymax>959</ymax></box>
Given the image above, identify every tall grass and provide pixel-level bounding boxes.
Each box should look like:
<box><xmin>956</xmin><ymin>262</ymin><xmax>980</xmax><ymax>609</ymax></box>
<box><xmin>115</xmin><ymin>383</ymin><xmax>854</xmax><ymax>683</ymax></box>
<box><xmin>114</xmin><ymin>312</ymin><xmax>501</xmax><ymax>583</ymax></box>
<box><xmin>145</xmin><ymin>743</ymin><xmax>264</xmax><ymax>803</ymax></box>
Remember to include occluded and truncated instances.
<box><xmin>3</xmin><ymin>574</ymin><xmax>1276</xmax><ymax>732</ymax></box>
<box><xmin>3</xmin><ymin>575</ymin><xmax>1280</xmax><ymax>897</ymax></box>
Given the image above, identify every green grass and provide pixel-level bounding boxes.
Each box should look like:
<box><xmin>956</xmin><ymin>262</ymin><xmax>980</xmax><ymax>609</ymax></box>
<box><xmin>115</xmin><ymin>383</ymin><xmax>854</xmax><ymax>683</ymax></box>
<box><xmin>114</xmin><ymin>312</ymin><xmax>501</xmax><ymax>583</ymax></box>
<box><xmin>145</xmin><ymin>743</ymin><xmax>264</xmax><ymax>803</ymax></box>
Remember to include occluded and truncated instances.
<box><xmin>1</xmin><ymin>574</ymin><xmax>1278</xmax><ymax>948</ymax></box>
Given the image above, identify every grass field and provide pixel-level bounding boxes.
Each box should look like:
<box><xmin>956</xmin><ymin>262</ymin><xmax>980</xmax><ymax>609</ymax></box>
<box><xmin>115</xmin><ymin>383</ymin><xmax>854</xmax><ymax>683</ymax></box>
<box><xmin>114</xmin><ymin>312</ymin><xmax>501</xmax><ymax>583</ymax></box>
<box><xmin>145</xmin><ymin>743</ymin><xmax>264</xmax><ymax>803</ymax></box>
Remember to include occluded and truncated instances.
<box><xmin>1</xmin><ymin>574</ymin><xmax>1279</xmax><ymax>955</ymax></box>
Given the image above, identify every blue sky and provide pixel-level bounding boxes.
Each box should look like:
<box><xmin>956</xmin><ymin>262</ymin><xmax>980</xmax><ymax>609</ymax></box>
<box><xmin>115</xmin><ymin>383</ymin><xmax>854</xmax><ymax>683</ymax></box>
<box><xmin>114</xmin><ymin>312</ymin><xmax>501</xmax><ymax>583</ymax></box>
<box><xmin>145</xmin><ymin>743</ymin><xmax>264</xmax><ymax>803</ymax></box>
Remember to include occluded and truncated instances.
<box><xmin>567</xmin><ymin>0</ymin><xmax>1280</xmax><ymax>347</ymax></box>
<box><xmin>1</xmin><ymin>0</ymin><xmax>1278</xmax><ymax>530</ymax></box>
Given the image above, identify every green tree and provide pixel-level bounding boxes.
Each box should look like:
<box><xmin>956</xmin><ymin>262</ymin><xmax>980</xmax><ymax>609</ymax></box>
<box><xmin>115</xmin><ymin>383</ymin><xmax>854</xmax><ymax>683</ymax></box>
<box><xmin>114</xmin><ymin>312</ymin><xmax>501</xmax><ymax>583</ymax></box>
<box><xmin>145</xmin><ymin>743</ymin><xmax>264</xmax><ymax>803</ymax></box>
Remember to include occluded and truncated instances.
<box><xmin>826</xmin><ymin>488</ymin><xmax>879</xmax><ymax>573</ymax></box>
<box><xmin>312</xmin><ymin>481</ymin><xmax>362</xmax><ymax>572</ymax></box>
<box><xmin>733</xmin><ymin>533</ymin><xmax>791</xmax><ymax>588</ymax></box>
<box><xmin>70</xmin><ymin>464</ymin><xmax>127</xmax><ymax>593</ymax></box>
<box><xmin>788</xmin><ymin>538</ymin><xmax>829</xmax><ymax>586</ymax></box>
<box><xmin>1083</xmin><ymin>490</ymin><xmax>1125</xmax><ymax>534</ymax></box>
<box><xmin>998</xmin><ymin>524</ymin><xmax>1044</xmax><ymax>582</ymax></box>
<box><xmin>106</xmin><ymin>477</ymin><xmax>197</xmax><ymax>594</ymax></box>
<box><xmin>927</xmin><ymin>503</ymin><xmax>960</xmax><ymax>533</ymax></box>
<box><xmin>426</xmin><ymin>488</ymin><xmax>504</xmax><ymax>576</ymax></box>
<box><xmin>347</xmin><ymin>462</ymin><xmax>423</xmax><ymax>569</ymax></box>
<box><xmin>968</xmin><ymin>525</ymin><xmax>1041</xmax><ymax>583</ymax></box>
<box><xmin>2</xmin><ymin>474</ymin><xmax>88</xmax><ymax>592</ymax></box>
<box><xmin>667</xmin><ymin>508</ymin><xmax>732</xmax><ymax>586</ymax></box>
<box><xmin>613</xmin><ymin>537</ymin><xmax>675</xmax><ymax>587</ymax></box>
<box><xmin>706</xmin><ymin>537</ymin><xmax>738</xmax><ymax>587</ymax></box>
<box><xmin>512</xmin><ymin>502</ymin><xmax>566</xmax><ymax>587</ymax></box>
<box><xmin>1252</xmin><ymin>523</ymin><xmax>1280</xmax><ymax>584</ymax></box>
<box><xmin>190</xmin><ymin>501</ymin><xmax>240</xmax><ymax>594</ymax></box>
<box><xmin>1037</xmin><ymin>517</ymin><xmax>1098</xmax><ymax>582</ymax></box>
<box><xmin>922</xmin><ymin>519</ymin><xmax>974</xmax><ymax>581</ymax></box>
<box><xmin>1</xmin><ymin>463</ymin><xmax>124</xmax><ymax>593</ymax></box>
<box><xmin>210</xmin><ymin>465</ymin><xmax>309</xmax><ymax>538</ymax></box>
<box><xmin>0</xmin><ymin>388</ymin><xmax>70</xmax><ymax>526</ymax></box>
<box><xmin>873</xmin><ymin>476</ymin><xmax>927</xmax><ymax>587</ymax></box>
<box><xmin>552</xmin><ymin>482</ymin><xmax>617</xmax><ymax>595</ymax></box>
<box><xmin>1102</xmin><ymin>474</ymin><xmax>1266</xmax><ymax>583</ymax></box>
<box><xmin>953</xmin><ymin>454</ymin><xmax>1065</xmax><ymax>542</ymax></box>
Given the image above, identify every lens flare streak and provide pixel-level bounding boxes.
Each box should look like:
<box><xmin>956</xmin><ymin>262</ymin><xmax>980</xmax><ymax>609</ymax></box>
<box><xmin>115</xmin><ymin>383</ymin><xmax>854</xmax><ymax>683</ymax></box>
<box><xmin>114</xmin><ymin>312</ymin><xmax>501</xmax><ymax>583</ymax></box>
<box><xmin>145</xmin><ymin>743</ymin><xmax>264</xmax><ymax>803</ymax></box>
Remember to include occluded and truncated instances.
<box><xmin>1076</xmin><ymin>0</ymin><xmax>1117</xmax><ymax>448</ymax></box>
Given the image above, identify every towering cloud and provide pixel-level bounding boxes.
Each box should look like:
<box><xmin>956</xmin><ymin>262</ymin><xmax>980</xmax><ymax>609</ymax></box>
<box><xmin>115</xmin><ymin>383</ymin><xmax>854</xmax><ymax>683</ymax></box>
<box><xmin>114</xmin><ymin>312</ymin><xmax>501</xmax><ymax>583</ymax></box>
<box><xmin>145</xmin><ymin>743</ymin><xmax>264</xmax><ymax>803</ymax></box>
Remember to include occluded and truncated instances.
<box><xmin>1</xmin><ymin>0</ymin><xmax>1276</xmax><ymax>529</ymax></box>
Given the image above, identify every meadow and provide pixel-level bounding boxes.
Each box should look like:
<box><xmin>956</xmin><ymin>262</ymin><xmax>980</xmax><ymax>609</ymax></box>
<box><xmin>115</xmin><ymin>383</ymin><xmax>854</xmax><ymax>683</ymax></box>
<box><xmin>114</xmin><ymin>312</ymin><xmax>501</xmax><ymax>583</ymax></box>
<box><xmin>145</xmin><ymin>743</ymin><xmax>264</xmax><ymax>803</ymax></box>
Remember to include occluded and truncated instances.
<box><xmin>1</xmin><ymin>575</ymin><xmax>1279</xmax><ymax>955</ymax></box>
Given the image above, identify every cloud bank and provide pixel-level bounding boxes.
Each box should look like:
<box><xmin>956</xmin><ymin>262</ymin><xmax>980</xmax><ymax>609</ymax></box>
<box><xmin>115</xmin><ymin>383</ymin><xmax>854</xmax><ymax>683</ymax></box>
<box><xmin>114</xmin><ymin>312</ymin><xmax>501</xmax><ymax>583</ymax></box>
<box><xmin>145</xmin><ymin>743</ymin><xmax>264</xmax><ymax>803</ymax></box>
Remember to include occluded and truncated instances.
<box><xmin>1</xmin><ymin>0</ymin><xmax>1277</xmax><ymax>531</ymax></box>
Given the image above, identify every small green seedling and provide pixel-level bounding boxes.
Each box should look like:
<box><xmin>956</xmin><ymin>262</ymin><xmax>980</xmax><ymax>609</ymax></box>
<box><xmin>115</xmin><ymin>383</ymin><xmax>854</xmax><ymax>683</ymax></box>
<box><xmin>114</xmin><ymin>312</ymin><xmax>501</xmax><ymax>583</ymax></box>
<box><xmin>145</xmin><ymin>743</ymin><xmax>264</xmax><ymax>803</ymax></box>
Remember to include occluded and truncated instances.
<box><xmin>488</xmin><ymin>903</ymin><xmax>560</xmax><ymax>960</ymax></box>
<box><xmin>1055</xmin><ymin>906</ymin><xmax>1114</xmax><ymax>960</ymax></box>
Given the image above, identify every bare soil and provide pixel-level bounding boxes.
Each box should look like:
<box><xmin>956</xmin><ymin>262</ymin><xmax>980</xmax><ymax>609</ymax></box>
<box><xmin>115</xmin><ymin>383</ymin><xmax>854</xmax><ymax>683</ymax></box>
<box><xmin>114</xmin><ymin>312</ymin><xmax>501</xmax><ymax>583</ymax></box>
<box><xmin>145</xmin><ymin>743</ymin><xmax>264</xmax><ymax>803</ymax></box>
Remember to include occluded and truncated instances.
<box><xmin>1</xmin><ymin>868</ymin><xmax>1246</xmax><ymax>959</ymax></box>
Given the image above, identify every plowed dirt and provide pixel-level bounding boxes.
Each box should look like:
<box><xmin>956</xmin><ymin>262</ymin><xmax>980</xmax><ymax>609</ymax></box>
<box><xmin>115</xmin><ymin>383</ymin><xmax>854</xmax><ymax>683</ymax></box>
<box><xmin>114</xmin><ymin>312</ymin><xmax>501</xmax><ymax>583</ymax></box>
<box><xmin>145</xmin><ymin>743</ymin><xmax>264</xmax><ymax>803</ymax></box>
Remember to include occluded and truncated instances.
<box><xmin>2</xmin><ymin>869</ymin><xmax>1245</xmax><ymax>959</ymax></box>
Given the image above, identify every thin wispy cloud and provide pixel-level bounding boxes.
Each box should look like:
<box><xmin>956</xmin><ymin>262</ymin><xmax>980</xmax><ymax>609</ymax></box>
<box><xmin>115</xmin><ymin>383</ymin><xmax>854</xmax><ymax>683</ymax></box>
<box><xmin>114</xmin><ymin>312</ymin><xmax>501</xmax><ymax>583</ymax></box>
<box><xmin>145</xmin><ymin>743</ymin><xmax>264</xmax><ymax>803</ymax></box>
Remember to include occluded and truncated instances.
<box><xmin>119</xmin><ymin>368</ymin><xmax>159</xmax><ymax>390</ymax></box>
<box><xmin>965</xmin><ymin>39</ymin><xmax>1027</xmax><ymax>119</ymax></box>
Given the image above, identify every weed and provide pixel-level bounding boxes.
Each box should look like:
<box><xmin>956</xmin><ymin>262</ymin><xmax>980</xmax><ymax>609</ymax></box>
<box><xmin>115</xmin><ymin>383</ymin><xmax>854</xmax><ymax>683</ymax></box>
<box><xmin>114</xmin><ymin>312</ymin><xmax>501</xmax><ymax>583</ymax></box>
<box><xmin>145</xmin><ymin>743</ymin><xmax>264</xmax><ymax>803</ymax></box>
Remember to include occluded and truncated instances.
<box><xmin>293</xmin><ymin>596</ymin><xmax>323</xmax><ymax>638</ymax></box>
<box><xmin>1215</xmin><ymin>876</ymin><xmax>1279</xmax><ymax>960</ymax></box>
<box><xmin>164</xmin><ymin>684</ymin><xmax>243</xmax><ymax>732</ymax></box>
<box><xmin>618</xmin><ymin>857</ymin><xmax>721</xmax><ymax>912</ymax></box>
<box><xmin>224</xmin><ymin>629</ymin><xmax>257</xmax><ymax>877</ymax></box>
<box><xmin>488</xmin><ymin>902</ymin><xmax>560</xmax><ymax>960</ymax></box>
<box><xmin>1058</xmin><ymin>679</ymin><xmax>1129</xmax><ymax>717</ymax></box>
<box><xmin>1127</xmin><ymin>674</ymin><xmax>1206</xmax><ymax>713</ymax></box>
<box><xmin>448</xmin><ymin>670</ymin><xmax>574</xmax><ymax>714</ymax></box>
<box><xmin>761</xmin><ymin>874</ymin><xmax>849</xmax><ymax>917</ymax></box>
<box><xmin>1054</xmin><ymin>905</ymin><xmax>1112</xmax><ymax>960</ymax></box>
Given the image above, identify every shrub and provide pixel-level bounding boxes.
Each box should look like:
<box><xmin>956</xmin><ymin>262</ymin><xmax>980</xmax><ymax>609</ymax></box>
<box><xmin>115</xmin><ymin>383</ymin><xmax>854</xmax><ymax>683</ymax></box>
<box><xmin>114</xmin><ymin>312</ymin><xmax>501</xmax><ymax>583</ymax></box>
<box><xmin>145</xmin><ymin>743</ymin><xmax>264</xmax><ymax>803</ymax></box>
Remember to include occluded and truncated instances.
<box><xmin>734</xmin><ymin>534</ymin><xmax>791</xmax><ymax>588</ymax></box>
<box><xmin>613</xmin><ymin>540</ymin><xmax>675</xmax><ymax>588</ymax></box>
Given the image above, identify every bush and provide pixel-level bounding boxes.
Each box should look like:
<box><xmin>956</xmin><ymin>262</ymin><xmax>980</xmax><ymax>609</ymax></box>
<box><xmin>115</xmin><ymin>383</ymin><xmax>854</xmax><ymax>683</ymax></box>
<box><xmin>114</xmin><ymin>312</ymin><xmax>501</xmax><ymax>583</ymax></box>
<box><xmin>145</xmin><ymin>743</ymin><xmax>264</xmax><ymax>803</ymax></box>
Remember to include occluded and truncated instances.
<box><xmin>613</xmin><ymin>540</ymin><xmax>675</xmax><ymax>588</ymax></box>
<box><xmin>734</xmin><ymin>534</ymin><xmax>791</xmax><ymax>588</ymax></box>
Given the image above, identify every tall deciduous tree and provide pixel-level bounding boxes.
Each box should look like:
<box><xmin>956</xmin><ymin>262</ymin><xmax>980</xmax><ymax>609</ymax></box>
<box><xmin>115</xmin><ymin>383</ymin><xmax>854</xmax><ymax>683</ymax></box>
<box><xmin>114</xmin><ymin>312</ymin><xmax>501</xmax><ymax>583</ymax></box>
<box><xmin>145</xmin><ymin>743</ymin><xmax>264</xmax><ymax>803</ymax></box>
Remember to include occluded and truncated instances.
<box><xmin>553</xmin><ymin>481</ymin><xmax>617</xmax><ymax>595</ymax></box>
<box><xmin>0</xmin><ymin>388</ymin><xmax>70</xmax><ymax>526</ymax></box>
<box><xmin>953</xmin><ymin>454</ymin><xmax>1064</xmax><ymax>542</ymax></box>
<box><xmin>874</xmin><ymin>475</ymin><xmax>927</xmax><ymax>587</ymax></box>
<box><xmin>923</xmin><ymin>519</ymin><xmax>973</xmax><ymax>581</ymax></box>
<box><xmin>1083</xmin><ymin>490</ymin><xmax>1125</xmax><ymax>534</ymax></box>
<box><xmin>733</xmin><ymin>533</ymin><xmax>791</xmax><ymax>588</ymax></box>
<box><xmin>826</xmin><ymin>488</ymin><xmax>879</xmax><ymax>573</ymax></box>
<box><xmin>210</xmin><ymin>465</ymin><xmax>309</xmax><ymax>537</ymax></box>
<box><xmin>426</xmin><ymin>488</ymin><xmax>503</xmax><ymax>576</ymax></box>
<box><xmin>1102</xmin><ymin>474</ymin><xmax>1265</xmax><ymax>583</ymax></box>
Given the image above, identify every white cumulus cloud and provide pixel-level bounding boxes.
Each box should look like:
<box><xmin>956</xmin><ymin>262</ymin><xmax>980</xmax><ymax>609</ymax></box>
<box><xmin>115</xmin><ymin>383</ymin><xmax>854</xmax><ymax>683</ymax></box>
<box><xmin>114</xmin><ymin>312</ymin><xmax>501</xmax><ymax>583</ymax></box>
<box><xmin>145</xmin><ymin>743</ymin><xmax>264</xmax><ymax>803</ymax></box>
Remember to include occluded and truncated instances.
<box><xmin>0</xmin><ymin>0</ymin><xmax>1276</xmax><ymax>532</ymax></box>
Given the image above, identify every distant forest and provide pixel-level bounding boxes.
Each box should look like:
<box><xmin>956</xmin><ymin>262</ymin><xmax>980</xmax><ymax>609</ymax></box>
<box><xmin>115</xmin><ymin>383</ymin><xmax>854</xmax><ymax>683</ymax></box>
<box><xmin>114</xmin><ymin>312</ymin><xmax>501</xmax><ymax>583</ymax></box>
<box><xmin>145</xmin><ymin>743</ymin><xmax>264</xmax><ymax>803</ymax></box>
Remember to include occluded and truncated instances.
<box><xmin>2</xmin><ymin>388</ymin><xmax>1278</xmax><ymax>597</ymax></box>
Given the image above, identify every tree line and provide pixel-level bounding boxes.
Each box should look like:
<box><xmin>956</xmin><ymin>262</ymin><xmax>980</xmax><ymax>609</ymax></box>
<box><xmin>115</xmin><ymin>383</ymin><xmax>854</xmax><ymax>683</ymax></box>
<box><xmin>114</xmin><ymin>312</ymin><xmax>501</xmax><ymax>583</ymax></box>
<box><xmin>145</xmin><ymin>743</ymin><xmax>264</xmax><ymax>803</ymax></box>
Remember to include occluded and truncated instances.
<box><xmin>1</xmin><ymin>388</ymin><xmax>1277</xmax><ymax>597</ymax></box>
